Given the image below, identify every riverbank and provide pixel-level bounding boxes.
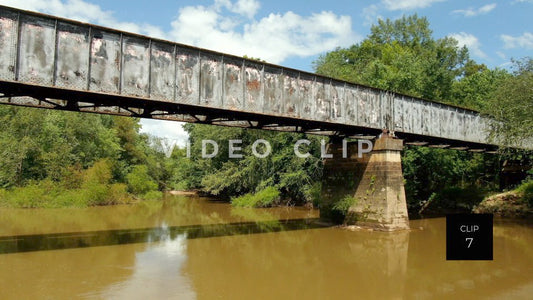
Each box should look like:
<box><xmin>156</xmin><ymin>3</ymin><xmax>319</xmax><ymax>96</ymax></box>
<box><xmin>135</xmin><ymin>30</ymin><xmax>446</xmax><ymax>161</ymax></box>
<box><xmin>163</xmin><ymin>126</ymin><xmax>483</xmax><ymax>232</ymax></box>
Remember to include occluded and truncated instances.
<box><xmin>473</xmin><ymin>191</ymin><xmax>533</xmax><ymax>217</ymax></box>
<box><xmin>168</xmin><ymin>190</ymin><xmax>200</xmax><ymax>196</ymax></box>
<box><xmin>0</xmin><ymin>160</ymin><xmax>166</xmax><ymax>209</ymax></box>
<box><xmin>473</xmin><ymin>180</ymin><xmax>533</xmax><ymax>217</ymax></box>
<box><xmin>4</xmin><ymin>181</ymin><xmax>533</xmax><ymax>221</ymax></box>
<box><xmin>0</xmin><ymin>188</ymin><xmax>202</xmax><ymax>209</ymax></box>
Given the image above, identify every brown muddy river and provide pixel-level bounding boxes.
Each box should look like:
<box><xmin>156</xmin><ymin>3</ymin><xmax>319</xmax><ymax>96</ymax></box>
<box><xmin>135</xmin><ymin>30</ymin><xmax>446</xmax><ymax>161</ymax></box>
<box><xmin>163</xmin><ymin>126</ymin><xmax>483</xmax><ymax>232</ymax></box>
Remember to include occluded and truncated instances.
<box><xmin>1</xmin><ymin>195</ymin><xmax>532</xmax><ymax>299</ymax></box>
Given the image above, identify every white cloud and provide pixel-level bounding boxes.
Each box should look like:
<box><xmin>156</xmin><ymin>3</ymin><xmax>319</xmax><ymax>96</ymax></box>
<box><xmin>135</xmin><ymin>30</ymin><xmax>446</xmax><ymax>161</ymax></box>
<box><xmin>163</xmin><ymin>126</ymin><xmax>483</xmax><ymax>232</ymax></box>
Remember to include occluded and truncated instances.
<box><xmin>140</xmin><ymin>119</ymin><xmax>189</xmax><ymax>147</ymax></box>
<box><xmin>169</xmin><ymin>5</ymin><xmax>358</xmax><ymax>64</ymax></box>
<box><xmin>479</xmin><ymin>3</ymin><xmax>497</xmax><ymax>13</ymax></box>
<box><xmin>362</xmin><ymin>4</ymin><xmax>383</xmax><ymax>26</ymax></box>
<box><xmin>1</xmin><ymin>0</ymin><xmax>358</xmax><ymax>65</ymax></box>
<box><xmin>0</xmin><ymin>0</ymin><xmax>167</xmax><ymax>39</ymax></box>
<box><xmin>215</xmin><ymin>0</ymin><xmax>261</xmax><ymax>18</ymax></box>
<box><xmin>452</xmin><ymin>3</ymin><xmax>496</xmax><ymax>17</ymax></box>
<box><xmin>381</xmin><ymin>0</ymin><xmax>446</xmax><ymax>10</ymax></box>
<box><xmin>496</xmin><ymin>51</ymin><xmax>506</xmax><ymax>60</ymax></box>
<box><xmin>449</xmin><ymin>32</ymin><xmax>487</xmax><ymax>59</ymax></box>
<box><xmin>501</xmin><ymin>32</ymin><xmax>533</xmax><ymax>49</ymax></box>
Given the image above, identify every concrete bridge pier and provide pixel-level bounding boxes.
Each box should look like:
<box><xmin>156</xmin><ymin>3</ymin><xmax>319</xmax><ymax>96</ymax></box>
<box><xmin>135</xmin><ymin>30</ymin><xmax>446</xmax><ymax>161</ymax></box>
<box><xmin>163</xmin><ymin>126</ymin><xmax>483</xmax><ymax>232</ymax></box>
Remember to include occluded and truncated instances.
<box><xmin>320</xmin><ymin>134</ymin><xmax>410</xmax><ymax>231</ymax></box>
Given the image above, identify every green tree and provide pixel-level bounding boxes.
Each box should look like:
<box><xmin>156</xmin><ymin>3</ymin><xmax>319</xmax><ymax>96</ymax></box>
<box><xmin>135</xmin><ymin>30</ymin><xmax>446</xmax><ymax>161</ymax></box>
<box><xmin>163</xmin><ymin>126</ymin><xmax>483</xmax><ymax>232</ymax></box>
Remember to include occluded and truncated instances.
<box><xmin>314</xmin><ymin>15</ymin><xmax>477</xmax><ymax>102</ymax></box>
<box><xmin>126</xmin><ymin>165</ymin><xmax>159</xmax><ymax>196</ymax></box>
<box><xmin>451</xmin><ymin>67</ymin><xmax>510</xmax><ymax>111</ymax></box>
<box><xmin>0</xmin><ymin>107</ymin><xmax>120</xmax><ymax>187</ymax></box>
<box><xmin>0</xmin><ymin>105</ymin><xmax>169</xmax><ymax>207</ymax></box>
<box><xmin>113</xmin><ymin>117</ymin><xmax>146</xmax><ymax>166</ymax></box>
<box><xmin>171</xmin><ymin>124</ymin><xmax>323</xmax><ymax>204</ymax></box>
<box><xmin>484</xmin><ymin>58</ymin><xmax>533</xmax><ymax>148</ymax></box>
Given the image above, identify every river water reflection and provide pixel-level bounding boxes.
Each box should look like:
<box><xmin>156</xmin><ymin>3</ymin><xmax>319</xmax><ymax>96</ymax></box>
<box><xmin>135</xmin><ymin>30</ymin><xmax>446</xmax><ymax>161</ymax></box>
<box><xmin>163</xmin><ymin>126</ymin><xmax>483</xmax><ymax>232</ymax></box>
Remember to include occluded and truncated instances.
<box><xmin>0</xmin><ymin>195</ymin><xmax>532</xmax><ymax>299</ymax></box>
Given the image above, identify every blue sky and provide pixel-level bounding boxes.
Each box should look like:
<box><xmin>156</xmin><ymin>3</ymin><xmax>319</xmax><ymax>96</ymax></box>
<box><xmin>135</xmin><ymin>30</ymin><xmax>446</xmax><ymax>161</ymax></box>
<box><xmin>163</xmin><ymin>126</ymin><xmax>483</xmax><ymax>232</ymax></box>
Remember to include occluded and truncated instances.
<box><xmin>2</xmin><ymin>0</ymin><xmax>532</xmax><ymax>142</ymax></box>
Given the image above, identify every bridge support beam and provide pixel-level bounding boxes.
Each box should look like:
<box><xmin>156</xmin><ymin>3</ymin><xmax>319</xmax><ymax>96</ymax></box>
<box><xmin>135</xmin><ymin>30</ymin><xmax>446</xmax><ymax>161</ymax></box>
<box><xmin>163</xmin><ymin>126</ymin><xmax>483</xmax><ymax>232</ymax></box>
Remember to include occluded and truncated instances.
<box><xmin>321</xmin><ymin>135</ymin><xmax>409</xmax><ymax>231</ymax></box>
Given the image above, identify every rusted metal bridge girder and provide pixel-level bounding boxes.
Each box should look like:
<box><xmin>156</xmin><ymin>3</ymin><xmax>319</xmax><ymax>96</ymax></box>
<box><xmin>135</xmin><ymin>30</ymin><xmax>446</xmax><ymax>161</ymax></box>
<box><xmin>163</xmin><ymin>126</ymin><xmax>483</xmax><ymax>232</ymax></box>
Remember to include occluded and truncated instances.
<box><xmin>0</xmin><ymin>5</ymin><xmax>529</xmax><ymax>151</ymax></box>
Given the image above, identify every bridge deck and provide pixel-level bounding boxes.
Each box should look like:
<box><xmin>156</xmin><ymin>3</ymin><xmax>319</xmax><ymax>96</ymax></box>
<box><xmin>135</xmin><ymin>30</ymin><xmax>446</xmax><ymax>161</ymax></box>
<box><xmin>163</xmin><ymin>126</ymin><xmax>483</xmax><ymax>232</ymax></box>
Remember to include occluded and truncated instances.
<box><xmin>0</xmin><ymin>5</ymin><xmax>523</xmax><ymax>151</ymax></box>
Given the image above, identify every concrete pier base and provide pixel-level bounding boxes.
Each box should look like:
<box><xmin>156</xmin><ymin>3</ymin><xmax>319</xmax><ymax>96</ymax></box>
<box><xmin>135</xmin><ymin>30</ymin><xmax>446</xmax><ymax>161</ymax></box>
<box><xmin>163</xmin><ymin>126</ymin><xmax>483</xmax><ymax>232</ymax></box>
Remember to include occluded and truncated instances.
<box><xmin>321</xmin><ymin>136</ymin><xmax>410</xmax><ymax>231</ymax></box>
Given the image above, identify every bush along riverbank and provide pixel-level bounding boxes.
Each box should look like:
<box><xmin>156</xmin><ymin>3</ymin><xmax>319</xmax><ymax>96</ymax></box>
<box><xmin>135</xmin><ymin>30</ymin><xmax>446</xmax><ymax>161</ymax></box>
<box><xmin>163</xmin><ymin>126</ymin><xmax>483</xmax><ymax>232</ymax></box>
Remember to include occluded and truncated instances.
<box><xmin>0</xmin><ymin>160</ymin><xmax>162</xmax><ymax>208</ymax></box>
<box><xmin>473</xmin><ymin>180</ymin><xmax>533</xmax><ymax>217</ymax></box>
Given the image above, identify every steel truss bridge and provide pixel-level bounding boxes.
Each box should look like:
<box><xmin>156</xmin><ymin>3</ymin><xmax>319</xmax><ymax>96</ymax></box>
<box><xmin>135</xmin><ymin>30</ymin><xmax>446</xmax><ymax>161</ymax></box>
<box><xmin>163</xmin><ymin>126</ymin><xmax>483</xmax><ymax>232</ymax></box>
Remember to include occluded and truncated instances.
<box><xmin>1</xmin><ymin>5</ymin><xmax>529</xmax><ymax>152</ymax></box>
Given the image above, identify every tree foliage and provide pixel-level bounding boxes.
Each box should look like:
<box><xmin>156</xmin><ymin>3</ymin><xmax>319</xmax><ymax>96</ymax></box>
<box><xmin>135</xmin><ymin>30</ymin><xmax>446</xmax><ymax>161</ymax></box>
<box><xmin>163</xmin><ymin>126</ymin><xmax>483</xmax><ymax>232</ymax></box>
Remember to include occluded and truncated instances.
<box><xmin>484</xmin><ymin>58</ymin><xmax>533</xmax><ymax>148</ymax></box>
<box><xmin>0</xmin><ymin>159</ymin><xmax>132</xmax><ymax>208</ymax></box>
<box><xmin>169</xmin><ymin>124</ymin><xmax>323</xmax><ymax>205</ymax></box>
<box><xmin>0</xmin><ymin>107</ymin><xmax>167</xmax><ymax>207</ymax></box>
<box><xmin>126</xmin><ymin>165</ymin><xmax>159</xmax><ymax>196</ymax></box>
<box><xmin>314</xmin><ymin>15</ymin><xmax>477</xmax><ymax>102</ymax></box>
<box><xmin>0</xmin><ymin>107</ymin><xmax>120</xmax><ymax>187</ymax></box>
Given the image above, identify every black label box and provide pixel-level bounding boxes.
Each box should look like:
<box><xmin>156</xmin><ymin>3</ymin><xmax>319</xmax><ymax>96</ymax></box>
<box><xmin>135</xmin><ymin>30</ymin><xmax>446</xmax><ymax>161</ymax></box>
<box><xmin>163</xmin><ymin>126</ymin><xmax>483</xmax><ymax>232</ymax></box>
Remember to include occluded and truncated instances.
<box><xmin>446</xmin><ymin>214</ymin><xmax>493</xmax><ymax>260</ymax></box>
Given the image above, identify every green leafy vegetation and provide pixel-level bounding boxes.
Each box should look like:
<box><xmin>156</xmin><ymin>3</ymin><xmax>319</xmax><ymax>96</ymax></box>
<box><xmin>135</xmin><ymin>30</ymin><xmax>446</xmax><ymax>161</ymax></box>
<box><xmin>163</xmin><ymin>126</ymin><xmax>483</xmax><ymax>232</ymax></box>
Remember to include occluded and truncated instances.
<box><xmin>419</xmin><ymin>186</ymin><xmax>488</xmax><ymax>214</ymax></box>
<box><xmin>314</xmin><ymin>15</ymin><xmax>475</xmax><ymax>103</ymax></box>
<box><xmin>401</xmin><ymin>147</ymin><xmax>498</xmax><ymax>210</ymax></box>
<box><xmin>483</xmin><ymin>58</ymin><xmax>533</xmax><ymax>149</ymax></box>
<box><xmin>0</xmin><ymin>159</ymin><xmax>133</xmax><ymax>208</ymax></box>
<box><xmin>332</xmin><ymin>195</ymin><xmax>357</xmax><ymax>215</ymax></box>
<box><xmin>126</xmin><ymin>165</ymin><xmax>161</xmax><ymax>199</ymax></box>
<box><xmin>231</xmin><ymin>187</ymin><xmax>281</xmax><ymax>208</ymax></box>
<box><xmin>304</xmin><ymin>182</ymin><xmax>322</xmax><ymax>207</ymax></box>
<box><xmin>169</xmin><ymin>123</ymin><xmax>323</xmax><ymax>206</ymax></box>
<box><xmin>516</xmin><ymin>179</ymin><xmax>533</xmax><ymax>208</ymax></box>
<box><xmin>0</xmin><ymin>107</ymin><xmax>168</xmax><ymax>208</ymax></box>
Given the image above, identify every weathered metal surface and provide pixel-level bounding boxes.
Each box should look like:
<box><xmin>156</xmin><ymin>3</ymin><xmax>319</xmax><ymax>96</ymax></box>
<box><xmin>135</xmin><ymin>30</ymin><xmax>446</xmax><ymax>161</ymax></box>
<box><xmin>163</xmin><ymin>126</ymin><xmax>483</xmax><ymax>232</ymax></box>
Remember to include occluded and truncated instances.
<box><xmin>283</xmin><ymin>70</ymin><xmax>298</xmax><ymax>117</ymax></box>
<box><xmin>344</xmin><ymin>85</ymin><xmax>357</xmax><ymax>126</ymax></box>
<box><xmin>244</xmin><ymin>60</ymin><xmax>263</xmax><ymax>113</ymax></box>
<box><xmin>263</xmin><ymin>65</ymin><xmax>282</xmax><ymax>114</ymax></box>
<box><xmin>122</xmin><ymin>36</ymin><xmax>150</xmax><ymax>97</ymax></box>
<box><xmin>0</xmin><ymin>5</ymin><xmax>527</xmax><ymax>149</ymax></box>
<box><xmin>223</xmin><ymin>56</ymin><xmax>243</xmax><ymax>110</ymax></box>
<box><xmin>200</xmin><ymin>53</ymin><xmax>222</xmax><ymax>108</ymax></box>
<box><xmin>90</xmin><ymin>30</ymin><xmax>120</xmax><ymax>93</ymax></box>
<box><xmin>314</xmin><ymin>76</ymin><xmax>330</xmax><ymax>122</ymax></box>
<box><xmin>150</xmin><ymin>41</ymin><xmax>174</xmax><ymax>101</ymax></box>
<box><xmin>298</xmin><ymin>73</ymin><xmax>314</xmax><ymax>120</ymax></box>
<box><xmin>330</xmin><ymin>81</ymin><xmax>344</xmax><ymax>122</ymax></box>
<box><xmin>56</xmin><ymin>22</ymin><xmax>90</xmax><ymax>90</ymax></box>
<box><xmin>176</xmin><ymin>47</ymin><xmax>199</xmax><ymax>105</ymax></box>
<box><xmin>0</xmin><ymin>10</ymin><xmax>17</xmax><ymax>81</ymax></box>
<box><xmin>18</xmin><ymin>15</ymin><xmax>55</xmax><ymax>86</ymax></box>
